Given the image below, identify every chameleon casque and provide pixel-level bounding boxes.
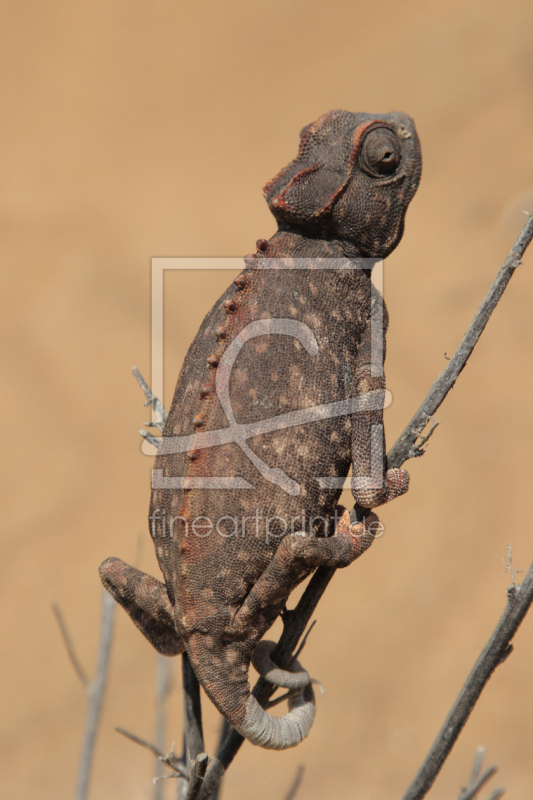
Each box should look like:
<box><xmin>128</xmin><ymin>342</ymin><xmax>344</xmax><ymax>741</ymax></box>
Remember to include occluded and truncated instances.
<box><xmin>100</xmin><ymin>110</ymin><xmax>422</xmax><ymax>750</ymax></box>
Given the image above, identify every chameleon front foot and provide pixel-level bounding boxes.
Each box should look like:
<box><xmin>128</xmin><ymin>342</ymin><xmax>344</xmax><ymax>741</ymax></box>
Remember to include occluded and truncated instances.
<box><xmin>99</xmin><ymin>557</ymin><xmax>185</xmax><ymax>656</ymax></box>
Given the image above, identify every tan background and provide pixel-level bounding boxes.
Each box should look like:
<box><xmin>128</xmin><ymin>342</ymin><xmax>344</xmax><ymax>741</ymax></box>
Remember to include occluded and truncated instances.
<box><xmin>3</xmin><ymin>1</ymin><xmax>533</xmax><ymax>798</ymax></box>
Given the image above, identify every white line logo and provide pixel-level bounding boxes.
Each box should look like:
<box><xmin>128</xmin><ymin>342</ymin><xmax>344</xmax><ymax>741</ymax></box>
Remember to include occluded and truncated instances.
<box><xmin>153</xmin><ymin>317</ymin><xmax>389</xmax><ymax>496</ymax></box>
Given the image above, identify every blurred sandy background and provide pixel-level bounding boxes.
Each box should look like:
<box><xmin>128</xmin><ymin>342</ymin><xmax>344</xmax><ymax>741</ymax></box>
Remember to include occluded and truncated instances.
<box><xmin>2</xmin><ymin>1</ymin><xmax>533</xmax><ymax>798</ymax></box>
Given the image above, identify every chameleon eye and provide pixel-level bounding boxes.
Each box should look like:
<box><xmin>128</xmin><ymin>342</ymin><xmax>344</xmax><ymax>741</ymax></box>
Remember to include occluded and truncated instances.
<box><xmin>359</xmin><ymin>128</ymin><xmax>401</xmax><ymax>176</ymax></box>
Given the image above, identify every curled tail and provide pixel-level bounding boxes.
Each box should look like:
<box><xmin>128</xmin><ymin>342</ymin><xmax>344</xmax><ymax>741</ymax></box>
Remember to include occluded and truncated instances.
<box><xmin>187</xmin><ymin>635</ymin><xmax>316</xmax><ymax>750</ymax></box>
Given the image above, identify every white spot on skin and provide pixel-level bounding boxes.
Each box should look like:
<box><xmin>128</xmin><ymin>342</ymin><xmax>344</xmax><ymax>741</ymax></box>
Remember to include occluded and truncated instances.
<box><xmin>232</xmin><ymin>368</ymin><xmax>248</xmax><ymax>385</ymax></box>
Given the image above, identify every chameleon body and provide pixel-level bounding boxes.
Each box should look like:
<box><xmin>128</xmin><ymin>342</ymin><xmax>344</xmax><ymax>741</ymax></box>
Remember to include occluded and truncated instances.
<box><xmin>100</xmin><ymin>110</ymin><xmax>422</xmax><ymax>749</ymax></box>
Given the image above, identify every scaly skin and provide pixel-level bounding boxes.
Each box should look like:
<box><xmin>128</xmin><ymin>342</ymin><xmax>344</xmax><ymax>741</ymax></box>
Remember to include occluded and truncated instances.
<box><xmin>100</xmin><ymin>110</ymin><xmax>422</xmax><ymax>749</ymax></box>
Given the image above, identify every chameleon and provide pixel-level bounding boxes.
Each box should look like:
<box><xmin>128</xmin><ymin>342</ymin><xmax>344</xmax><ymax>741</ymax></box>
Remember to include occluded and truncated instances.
<box><xmin>100</xmin><ymin>110</ymin><xmax>422</xmax><ymax>750</ymax></box>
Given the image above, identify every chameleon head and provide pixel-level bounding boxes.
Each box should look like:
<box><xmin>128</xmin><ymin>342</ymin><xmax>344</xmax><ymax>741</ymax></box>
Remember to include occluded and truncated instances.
<box><xmin>263</xmin><ymin>109</ymin><xmax>422</xmax><ymax>259</ymax></box>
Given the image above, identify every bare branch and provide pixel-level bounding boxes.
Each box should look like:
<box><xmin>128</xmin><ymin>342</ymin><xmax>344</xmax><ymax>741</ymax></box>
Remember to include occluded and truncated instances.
<box><xmin>51</xmin><ymin>602</ymin><xmax>89</xmax><ymax>688</ymax></box>
<box><xmin>133</xmin><ymin>366</ymin><xmax>167</xmax><ymax>447</ymax></box>
<box><xmin>292</xmin><ymin>619</ymin><xmax>317</xmax><ymax>663</ymax></box>
<box><xmin>467</xmin><ymin>747</ymin><xmax>486</xmax><ymax>788</ymax></box>
<box><xmin>401</xmin><ymin>562</ymin><xmax>533</xmax><ymax>800</ymax></box>
<box><xmin>387</xmin><ymin>211</ymin><xmax>533</xmax><ymax>469</ymax></box>
<box><xmin>154</xmin><ymin>655</ymin><xmax>173</xmax><ymax>799</ymax></box>
<box><xmin>458</xmin><ymin>765</ymin><xmax>497</xmax><ymax>800</ymax></box>
<box><xmin>116</xmin><ymin>726</ymin><xmax>163</xmax><ymax>759</ymax></box>
<box><xmin>185</xmin><ymin>753</ymin><xmax>209</xmax><ymax>800</ymax></box>
<box><xmin>486</xmin><ymin>789</ymin><xmax>506</xmax><ymax>800</ymax></box>
<box><xmin>182</xmin><ymin>652</ymin><xmax>204</xmax><ymax>764</ymax></box>
<box><xmin>282</xmin><ymin>765</ymin><xmax>305</xmax><ymax>800</ymax></box>
<box><xmin>177</xmin><ymin>734</ymin><xmax>189</xmax><ymax>800</ymax></box>
<box><xmin>210</xmin><ymin>718</ymin><xmax>230</xmax><ymax>800</ymax></box>
<box><xmin>158</xmin><ymin>747</ymin><xmax>190</xmax><ymax>779</ymax></box>
<box><xmin>75</xmin><ymin>588</ymin><xmax>116</xmax><ymax>800</ymax></box>
<box><xmin>453</xmin><ymin>747</ymin><xmax>506</xmax><ymax>800</ymax></box>
<box><xmin>115</xmin><ymin>727</ymin><xmax>189</xmax><ymax>778</ymax></box>
<box><xmin>115</xmin><ymin>725</ymin><xmax>163</xmax><ymax>758</ymax></box>
<box><xmin>500</xmin><ymin>544</ymin><xmax>524</xmax><ymax>583</ymax></box>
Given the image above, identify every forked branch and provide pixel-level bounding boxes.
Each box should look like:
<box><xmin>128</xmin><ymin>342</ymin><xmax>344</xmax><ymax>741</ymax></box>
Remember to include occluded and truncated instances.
<box><xmin>402</xmin><ymin>562</ymin><xmax>533</xmax><ymax>800</ymax></box>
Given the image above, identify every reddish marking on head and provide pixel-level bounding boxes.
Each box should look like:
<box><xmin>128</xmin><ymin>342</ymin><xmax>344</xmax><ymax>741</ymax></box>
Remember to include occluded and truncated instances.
<box><xmin>268</xmin><ymin>163</ymin><xmax>320</xmax><ymax>214</ymax></box>
<box><xmin>262</xmin><ymin>110</ymin><xmax>338</xmax><ymax>197</ymax></box>
<box><xmin>265</xmin><ymin>116</ymin><xmax>391</xmax><ymax>221</ymax></box>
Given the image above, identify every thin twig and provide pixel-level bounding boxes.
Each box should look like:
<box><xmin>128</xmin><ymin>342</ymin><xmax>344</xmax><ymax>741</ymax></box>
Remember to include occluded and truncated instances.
<box><xmin>401</xmin><ymin>564</ymin><xmax>533</xmax><ymax>800</ymax></box>
<box><xmin>177</xmin><ymin>733</ymin><xmax>189</xmax><ymax>800</ymax></box>
<box><xmin>210</xmin><ymin>718</ymin><xmax>230</xmax><ymax>800</ymax></box>
<box><xmin>468</xmin><ymin>746</ymin><xmax>486</xmax><ymax>785</ymax></box>
<box><xmin>75</xmin><ymin>588</ymin><xmax>116</xmax><ymax>800</ymax></box>
<box><xmin>185</xmin><ymin>753</ymin><xmax>209</xmax><ymax>800</ymax></box>
<box><xmin>154</xmin><ymin>655</ymin><xmax>173</xmax><ymax>799</ymax></box>
<box><xmin>282</xmin><ymin>765</ymin><xmax>305</xmax><ymax>800</ymax></box>
<box><xmin>458</xmin><ymin>765</ymin><xmax>497</xmax><ymax>800</ymax></box>
<box><xmin>51</xmin><ymin>602</ymin><xmax>89</xmax><ymax>687</ymax></box>
<box><xmin>116</xmin><ymin>726</ymin><xmax>163</xmax><ymax>759</ymax></box>
<box><xmin>115</xmin><ymin>727</ymin><xmax>189</xmax><ymax>778</ymax></box>
<box><xmin>386</xmin><ymin>211</ymin><xmax>533</xmax><ymax>469</ymax></box>
<box><xmin>159</xmin><ymin>747</ymin><xmax>189</xmax><ymax>779</ymax></box>
<box><xmin>199</xmin><ymin>212</ymin><xmax>533</xmax><ymax>800</ymax></box>
<box><xmin>486</xmin><ymin>789</ymin><xmax>506</xmax><ymax>800</ymax></box>
<box><xmin>455</xmin><ymin>745</ymin><xmax>506</xmax><ymax>800</ymax></box>
<box><xmin>457</xmin><ymin>748</ymin><xmax>500</xmax><ymax>800</ymax></box>
<box><xmin>133</xmin><ymin>366</ymin><xmax>167</xmax><ymax>447</ymax></box>
<box><xmin>292</xmin><ymin>619</ymin><xmax>316</xmax><ymax>663</ymax></box>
